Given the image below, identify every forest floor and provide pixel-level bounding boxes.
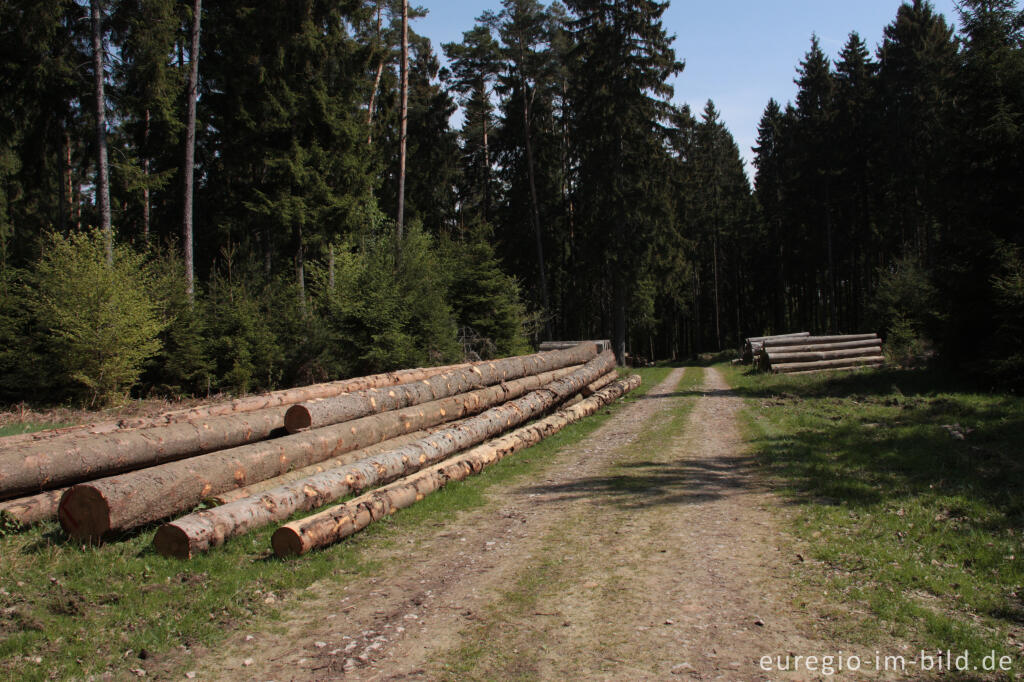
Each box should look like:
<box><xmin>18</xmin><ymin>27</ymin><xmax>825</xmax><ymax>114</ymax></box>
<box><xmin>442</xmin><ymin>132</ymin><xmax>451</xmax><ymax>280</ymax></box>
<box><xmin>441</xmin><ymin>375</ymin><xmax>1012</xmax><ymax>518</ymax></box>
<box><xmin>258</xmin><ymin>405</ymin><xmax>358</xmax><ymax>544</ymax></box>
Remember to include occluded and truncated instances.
<box><xmin>173</xmin><ymin>366</ymin><xmax>907</xmax><ymax>680</ymax></box>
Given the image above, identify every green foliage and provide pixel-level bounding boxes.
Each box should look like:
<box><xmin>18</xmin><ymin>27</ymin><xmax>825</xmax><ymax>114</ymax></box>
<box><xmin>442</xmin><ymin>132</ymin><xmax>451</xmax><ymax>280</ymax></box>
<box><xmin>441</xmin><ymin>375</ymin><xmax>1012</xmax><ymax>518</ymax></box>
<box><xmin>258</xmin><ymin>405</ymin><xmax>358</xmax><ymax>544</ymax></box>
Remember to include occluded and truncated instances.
<box><xmin>201</xmin><ymin>263</ymin><xmax>284</xmax><ymax>396</ymax></box>
<box><xmin>143</xmin><ymin>248</ymin><xmax>212</xmax><ymax>397</ymax></box>
<box><xmin>316</xmin><ymin>223</ymin><xmax>460</xmax><ymax>377</ymax></box>
<box><xmin>990</xmin><ymin>245</ymin><xmax>1024</xmax><ymax>387</ymax></box>
<box><xmin>440</xmin><ymin>231</ymin><xmax>531</xmax><ymax>359</ymax></box>
<box><xmin>25</xmin><ymin>229</ymin><xmax>166</xmax><ymax>406</ymax></box>
<box><xmin>871</xmin><ymin>256</ymin><xmax>939</xmax><ymax>365</ymax></box>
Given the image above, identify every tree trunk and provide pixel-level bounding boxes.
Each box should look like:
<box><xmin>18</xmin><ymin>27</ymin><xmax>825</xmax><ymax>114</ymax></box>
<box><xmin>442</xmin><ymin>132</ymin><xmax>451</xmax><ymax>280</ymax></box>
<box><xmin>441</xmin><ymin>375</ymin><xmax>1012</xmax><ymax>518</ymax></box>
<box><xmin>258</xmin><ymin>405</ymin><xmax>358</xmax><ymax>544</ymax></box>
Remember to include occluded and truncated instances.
<box><xmin>518</xmin><ymin>62</ymin><xmax>550</xmax><ymax>339</ymax></box>
<box><xmin>0</xmin><ymin>361</ymin><xmax>484</xmax><ymax>451</ymax></box>
<box><xmin>395</xmin><ymin>0</ymin><xmax>408</xmax><ymax>240</ymax></box>
<box><xmin>272</xmin><ymin>372</ymin><xmax>639</xmax><ymax>557</ymax></box>
<box><xmin>771</xmin><ymin>355</ymin><xmax>884</xmax><ymax>374</ymax></box>
<box><xmin>91</xmin><ymin>0</ymin><xmax>112</xmax><ymax>264</ymax></box>
<box><xmin>761</xmin><ymin>338</ymin><xmax>880</xmax><ymax>354</ymax></box>
<box><xmin>182</xmin><ymin>0</ymin><xmax>201</xmax><ymax>301</ymax></box>
<box><xmin>1</xmin><ymin>360</ymin><xmax>514</xmax><ymax>492</ymax></box>
<box><xmin>0</xmin><ymin>488</ymin><xmax>66</xmax><ymax>527</ymax></box>
<box><xmin>764</xmin><ymin>345</ymin><xmax>882</xmax><ymax>364</ymax></box>
<box><xmin>366</xmin><ymin>0</ymin><xmax>384</xmax><ymax>145</ymax></box>
<box><xmin>763</xmin><ymin>333</ymin><xmax>877</xmax><ymax>349</ymax></box>
<box><xmin>155</xmin><ymin>368</ymin><xmax>617</xmax><ymax>558</ymax></box>
<box><xmin>142</xmin><ymin>109</ymin><xmax>151</xmax><ymax>244</ymax></box>
<box><xmin>58</xmin><ymin>362</ymin><xmax>595</xmax><ymax>541</ymax></box>
<box><xmin>284</xmin><ymin>342</ymin><xmax>597</xmax><ymax>432</ymax></box>
<box><xmin>157</xmin><ymin>366</ymin><xmax>614</xmax><ymax>552</ymax></box>
<box><xmin>206</xmin><ymin>427</ymin><xmax>451</xmax><ymax>506</ymax></box>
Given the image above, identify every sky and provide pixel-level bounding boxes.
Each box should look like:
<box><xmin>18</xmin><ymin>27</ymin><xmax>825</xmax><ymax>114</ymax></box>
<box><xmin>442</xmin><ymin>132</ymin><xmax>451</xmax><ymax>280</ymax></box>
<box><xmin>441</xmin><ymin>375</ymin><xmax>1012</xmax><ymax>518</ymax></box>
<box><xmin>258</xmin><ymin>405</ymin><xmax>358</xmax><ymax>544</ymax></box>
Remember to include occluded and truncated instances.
<box><xmin>415</xmin><ymin>0</ymin><xmax>963</xmax><ymax>178</ymax></box>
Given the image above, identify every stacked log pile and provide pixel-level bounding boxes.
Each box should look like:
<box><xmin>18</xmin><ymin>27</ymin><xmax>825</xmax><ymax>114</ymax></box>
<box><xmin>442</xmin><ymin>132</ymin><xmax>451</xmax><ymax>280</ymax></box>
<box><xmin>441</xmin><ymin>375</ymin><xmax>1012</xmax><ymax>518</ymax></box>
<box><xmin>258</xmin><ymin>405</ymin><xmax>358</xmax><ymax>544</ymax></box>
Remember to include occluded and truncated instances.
<box><xmin>0</xmin><ymin>343</ymin><xmax>639</xmax><ymax>560</ymax></box>
<box><xmin>756</xmin><ymin>333</ymin><xmax>884</xmax><ymax>374</ymax></box>
<box><xmin>539</xmin><ymin>339</ymin><xmax>612</xmax><ymax>353</ymax></box>
<box><xmin>741</xmin><ymin>332</ymin><xmax>809</xmax><ymax>363</ymax></box>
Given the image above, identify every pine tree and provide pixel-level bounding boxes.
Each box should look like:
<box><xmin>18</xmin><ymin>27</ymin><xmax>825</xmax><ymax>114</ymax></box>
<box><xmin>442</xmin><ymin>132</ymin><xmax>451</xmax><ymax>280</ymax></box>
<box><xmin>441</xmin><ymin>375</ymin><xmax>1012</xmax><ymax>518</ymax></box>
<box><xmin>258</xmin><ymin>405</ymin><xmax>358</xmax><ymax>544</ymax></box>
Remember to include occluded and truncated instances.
<box><xmin>565</xmin><ymin>0</ymin><xmax>683</xmax><ymax>363</ymax></box>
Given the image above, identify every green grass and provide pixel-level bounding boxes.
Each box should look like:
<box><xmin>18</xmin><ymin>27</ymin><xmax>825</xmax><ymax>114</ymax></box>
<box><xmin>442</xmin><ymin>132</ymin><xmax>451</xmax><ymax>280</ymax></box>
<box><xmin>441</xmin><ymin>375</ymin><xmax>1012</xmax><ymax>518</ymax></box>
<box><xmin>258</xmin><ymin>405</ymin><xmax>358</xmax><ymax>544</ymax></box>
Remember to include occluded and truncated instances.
<box><xmin>0</xmin><ymin>423</ymin><xmax>65</xmax><ymax>438</ymax></box>
<box><xmin>722</xmin><ymin>363</ymin><xmax>1024</xmax><ymax>674</ymax></box>
<box><xmin>0</xmin><ymin>367</ymin><xmax>669</xmax><ymax>681</ymax></box>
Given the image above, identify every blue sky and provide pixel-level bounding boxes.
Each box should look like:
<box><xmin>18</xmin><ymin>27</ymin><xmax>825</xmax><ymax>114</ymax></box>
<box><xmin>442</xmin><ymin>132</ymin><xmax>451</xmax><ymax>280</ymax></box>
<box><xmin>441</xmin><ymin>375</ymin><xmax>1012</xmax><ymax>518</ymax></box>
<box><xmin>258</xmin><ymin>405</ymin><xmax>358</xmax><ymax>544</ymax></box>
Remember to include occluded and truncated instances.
<box><xmin>415</xmin><ymin>0</ymin><xmax>963</xmax><ymax>177</ymax></box>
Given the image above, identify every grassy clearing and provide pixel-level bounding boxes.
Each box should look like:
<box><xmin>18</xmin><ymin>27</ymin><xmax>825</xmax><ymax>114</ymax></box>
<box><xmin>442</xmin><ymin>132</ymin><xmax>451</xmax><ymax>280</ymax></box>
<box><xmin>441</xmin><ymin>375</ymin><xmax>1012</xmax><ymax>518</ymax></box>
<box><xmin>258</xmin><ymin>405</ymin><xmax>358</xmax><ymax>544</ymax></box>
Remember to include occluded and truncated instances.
<box><xmin>0</xmin><ymin>366</ymin><xmax>669</xmax><ymax>681</ymax></box>
<box><xmin>435</xmin><ymin>367</ymin><xmax>702</xmax><ymax>679</ymax></box>
<box><xmin>722</xmin><ymin>363</ymin><xmax>1024</xmax><ymax>672</ymax></box>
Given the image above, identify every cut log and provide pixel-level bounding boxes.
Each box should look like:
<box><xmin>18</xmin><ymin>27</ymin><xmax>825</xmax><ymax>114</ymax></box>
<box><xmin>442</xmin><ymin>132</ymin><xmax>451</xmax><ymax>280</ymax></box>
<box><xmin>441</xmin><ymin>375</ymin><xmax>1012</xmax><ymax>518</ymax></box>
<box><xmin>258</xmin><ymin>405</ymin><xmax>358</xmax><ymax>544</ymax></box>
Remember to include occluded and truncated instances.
<box><xmin>5</xmin><ymin>345</ymin><xmax>597</xmax><ymax>501</ymax></box>
<box><xmin>0</xmin><ymin>361</ymin><xmax>478</xmax><ymax>448</ymax></box>
<box><xmin>153</xmin><ymin>354</ymin><xmax>617</xmax><ymax>558</ymax></box>
<box><xmin>0</xmin><ymin>488</ymin><xmax>65</xmax><ymax>526</ymax></box>
<box><xmin>283</xmin><ymin>343</ymin><xmax>597</xmax><ymax>433</ymax></box>
<box><xmin>59</xmin><ymin>362</ymin><xmax>595</xmax><ymax>541</ymax></box>
<box><xmin>212</xmin><ymin>370</ymin><xmax>617</xmax><ymax>506</ymax></box>
<box><xmin>0</xmin><ymin>406</ymin><xmax>288</xmax><ymax>501</ymax></box>
<box><xmin>206</xmin><ymin>425</ymin><xmax>458</xmax><ymax>506</ymax></box>
<box><xmin>742</xmin><ymin>332</ymin><xmax>810</xmax><ymax>362</ymax></box>
<box><xmin>786</xmin><ymin>362</ymin><xmax>884</xmax><ymax>376</ymax></box>
<box><xmin>762</xmin><ymin>338</ymin><xmax>882</xmax><ymax>354</ymax></box>
<box><xmin>271</xmin><ymin>373</ymin><xmax>642</xmax><ymax>557</ymax></box>
<box><xmin>764</xmin><ymin>345</ymin><xmax>882</xmax><ymax>363</ymax></box>
<box><xmin>772</xmin><ymin>355</ymin><xmax>885</xmax><ymax>374</ymax></box>
<box><xmin>538</xmin><ymin>340</ymin><xmax>612</xmax><ymax>354</ymax></box>
<box><xmin>763</xmin><ymin>333</ymin><xmax>878</xmax><ymax>349</ymax></box>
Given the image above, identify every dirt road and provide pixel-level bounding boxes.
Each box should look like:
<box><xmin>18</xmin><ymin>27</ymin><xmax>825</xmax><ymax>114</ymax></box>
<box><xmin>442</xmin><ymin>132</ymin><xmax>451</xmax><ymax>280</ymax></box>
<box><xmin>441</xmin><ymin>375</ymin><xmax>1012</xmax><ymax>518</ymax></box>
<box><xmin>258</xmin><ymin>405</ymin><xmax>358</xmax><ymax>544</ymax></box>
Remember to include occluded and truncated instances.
<box><xmin>195</xmin><ymin>367</ymin><xmax>868</xmax><ymax>680</ymax></box>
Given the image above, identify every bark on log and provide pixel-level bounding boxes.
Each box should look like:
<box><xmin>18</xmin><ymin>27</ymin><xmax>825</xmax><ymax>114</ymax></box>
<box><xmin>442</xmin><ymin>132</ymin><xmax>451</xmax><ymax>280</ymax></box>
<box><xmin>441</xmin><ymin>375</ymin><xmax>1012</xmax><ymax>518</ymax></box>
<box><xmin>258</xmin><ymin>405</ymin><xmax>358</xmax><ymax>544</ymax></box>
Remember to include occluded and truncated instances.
<box><xmin>283</xmin><ymin>343</ymin><xmax>597</xmax><ymax>433</ymax></box>
<box><xmin>763</xmin><ymin>333</ymin><xmax>878</xmax><ymax>349</ymax></box>
<box><xmin>764</xmin><ymin>345</ymin><xmax>882</xmax><ymax>363</ymax></box>
<box><xmin>0</xmin><ymin>406</ymin><xmax>288</xmax><ymax>501</ymax></box>
<box><xmin>0</xmin><ymin>488</ymin><xmax>65</xmax><ymax>526</ymax></box>
<box><xmin>772</xmin><ymin>356</ymin><xmax>885</xmax><ymax>373</ymax></box>
<box><xmin>206</xmin><ymin>425</ymin><xmax>462</xmax><ymax>506</ymax></box>
<box><xmin>271</xmin><ymin>373</ymin><xmax>641</xmax><ymax>557</ymax></box>
<box><xmin>4</xmin><ymin>348</ymin><xmax>597</xmax><ymax>501</ymax></box>
<box><xmin>210</xmin><ymin>363</ymin><xmax>607</xmax><ymax>507</ymax></box>
<box><xmin>741</xmin><ymin>332</ymin><xmax>810</xmax><ymax>363</ymax></box>
<box><xmin>0</xmin><ymin>361</ymin><xmax>479</xmax><ymax>448</ymax></box>
<box><xmin>154</xmin><ymin>354</ymin><xmax>616</xmax><ymax>558</ymax></box>
<box><xmin>538</xmin><ymin>340</ymin><xmax>612</xmax><ymax>353</ymax></box>
<box><xmin>761</xmin><ymin>338</ymin><xmax>882</xmax><ymax>354</ymax></box>
<box><xmin>59</xmin><ymin>363</ymin><xmax>590</xmax><ymax>541</ymax></box>
<box><xmin>786</xmin><ymin>362</ymin><xmax>884</xmax><ymax>376</ymax></box>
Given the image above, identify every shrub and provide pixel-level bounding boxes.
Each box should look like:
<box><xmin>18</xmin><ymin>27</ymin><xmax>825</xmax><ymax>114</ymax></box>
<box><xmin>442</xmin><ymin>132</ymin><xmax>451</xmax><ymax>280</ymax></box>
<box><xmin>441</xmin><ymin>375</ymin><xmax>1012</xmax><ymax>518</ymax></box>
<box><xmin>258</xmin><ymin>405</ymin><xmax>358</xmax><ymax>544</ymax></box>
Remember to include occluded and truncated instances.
<box><xmin>871</xmin><ymin>256</ymin><xmax>940</xmax><ymax>366</ymax></box>
<box><xmin>26</xmin><ymin>229</ymin><xmax>166</xmax><ymax>406</ymax></box>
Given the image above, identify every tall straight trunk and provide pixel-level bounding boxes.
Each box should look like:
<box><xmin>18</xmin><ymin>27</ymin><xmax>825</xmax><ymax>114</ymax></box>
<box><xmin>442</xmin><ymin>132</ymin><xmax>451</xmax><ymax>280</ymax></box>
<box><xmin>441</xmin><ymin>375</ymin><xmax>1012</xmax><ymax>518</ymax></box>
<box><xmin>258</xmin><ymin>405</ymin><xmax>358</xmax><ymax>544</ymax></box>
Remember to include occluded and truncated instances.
<box><xmin>295</xmin><ymin>223</ymin><xmax>305</xmax><ymax>312</ymax></box>
<box><xmin>142</xmin><ymin>109</ymin><xmax>151</xmax><ymax>245</ymax></box>
<box><xmin>328</xmin><ymin>243</ymin><xmax>335</xmax><ymax>290</ymax></box>
<box><xmin>182</xmin><ymin>0</ymin><xmax>202</xmax><ymax>302</ymax></box>
<box><xmin>516</xmin><ymin>57</ymin><xmax>550</xmax><ymax>339</ymax></box>
<box><xmin>366</xmin><ymin>1</ymin><xmax>384</xmax><ymax>145</ymax></box>
<box><xmin>91</xmin><ymin>0</ymin><xmax>112</xmax><ymax>265</ymax></box>
<box><xmin>395</xmin><ymin>0</ymin><xmax>408</xmax><ymax>241</ymax></box>
<box><xmin>712</xmin><ymin>230</ymin><xmax>721</xmax><ymax>351</ymax></box>
<box><xmin>61</xmin><ymin>129</ymin><xmax>72</xmax><ymax>231</ymax></box>
<box><xmin>613</xmin><ymin>270</ymin><xmax>626</xmax><ymax>365</ymax></box>
<box><xmin>825</xmin><ymin>182</ymin><xmax>838</xmax><ymax>332</ymax></box>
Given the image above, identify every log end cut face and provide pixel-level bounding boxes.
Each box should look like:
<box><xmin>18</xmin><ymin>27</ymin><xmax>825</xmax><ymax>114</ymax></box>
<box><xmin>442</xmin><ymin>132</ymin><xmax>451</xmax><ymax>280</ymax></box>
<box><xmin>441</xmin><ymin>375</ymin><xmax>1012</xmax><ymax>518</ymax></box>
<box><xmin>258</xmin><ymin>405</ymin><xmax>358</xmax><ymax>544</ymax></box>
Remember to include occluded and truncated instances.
<box><xmin>58</xmin><ymin>485</ymin><xmax>111</xmax><ymax>542</ymax></box>
<box><xmin>283</xmin><ymin>405</ymin><xmax>313</xmax><ymax>433</ymax></box>
<box><xmin>153</xmin><ymin>524</ymin><xmax>194</xmax><ymax>560</ymax></box>
<box><xmin>270</xmin><ymin>526</ymin><xmax>304</xmax><ymax>557</ymax></box>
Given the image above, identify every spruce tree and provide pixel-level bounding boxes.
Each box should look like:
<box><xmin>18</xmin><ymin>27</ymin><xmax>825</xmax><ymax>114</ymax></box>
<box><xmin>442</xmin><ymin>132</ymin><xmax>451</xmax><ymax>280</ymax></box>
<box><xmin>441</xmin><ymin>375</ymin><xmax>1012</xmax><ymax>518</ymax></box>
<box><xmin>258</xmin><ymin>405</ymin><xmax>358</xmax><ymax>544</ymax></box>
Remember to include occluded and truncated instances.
<box><xmin>565</xmin><ymin>0</ymin><xmax>683</xmax><ymax>363</ymax></box>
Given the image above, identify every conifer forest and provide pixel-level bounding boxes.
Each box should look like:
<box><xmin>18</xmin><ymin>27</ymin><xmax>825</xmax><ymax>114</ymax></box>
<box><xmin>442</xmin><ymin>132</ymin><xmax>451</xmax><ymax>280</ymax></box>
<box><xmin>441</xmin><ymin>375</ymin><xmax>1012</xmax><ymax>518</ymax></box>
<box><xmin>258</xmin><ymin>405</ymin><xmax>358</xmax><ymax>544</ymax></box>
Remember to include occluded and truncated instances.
<box><xmin>1</xmin><ymin>0</ymin><xmax>1022</xmax><ymax>406</ymax></box>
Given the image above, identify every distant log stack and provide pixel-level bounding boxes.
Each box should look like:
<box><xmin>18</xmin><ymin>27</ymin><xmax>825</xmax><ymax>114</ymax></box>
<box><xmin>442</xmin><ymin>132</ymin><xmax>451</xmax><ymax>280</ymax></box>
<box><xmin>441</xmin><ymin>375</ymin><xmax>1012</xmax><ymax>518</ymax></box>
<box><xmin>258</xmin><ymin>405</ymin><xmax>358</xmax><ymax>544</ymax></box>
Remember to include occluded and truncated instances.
<box><xmin>539</xmin><ymin>339</ymin><xmax>612</xmax><ymax>354</ymax></box>
<box><xmin>756</xmin><ymin>333</ymin><xmax>884</xmax><ymax>374</ymax></box>
<box><xmin>741</xmin><ymin>332</ymin><xmax>810</xmax><ymax>363</ymax></box>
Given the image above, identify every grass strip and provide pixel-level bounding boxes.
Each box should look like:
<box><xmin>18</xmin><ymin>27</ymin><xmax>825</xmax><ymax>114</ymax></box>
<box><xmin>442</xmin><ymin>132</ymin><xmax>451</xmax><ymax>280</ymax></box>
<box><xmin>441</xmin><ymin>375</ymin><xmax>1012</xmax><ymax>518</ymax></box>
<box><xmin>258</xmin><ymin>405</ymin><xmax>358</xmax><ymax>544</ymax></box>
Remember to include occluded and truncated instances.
<box><xmin>722</xmin><ymin>362</ymin><xmax>1024</xmax><ymax>673</ymax></box>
